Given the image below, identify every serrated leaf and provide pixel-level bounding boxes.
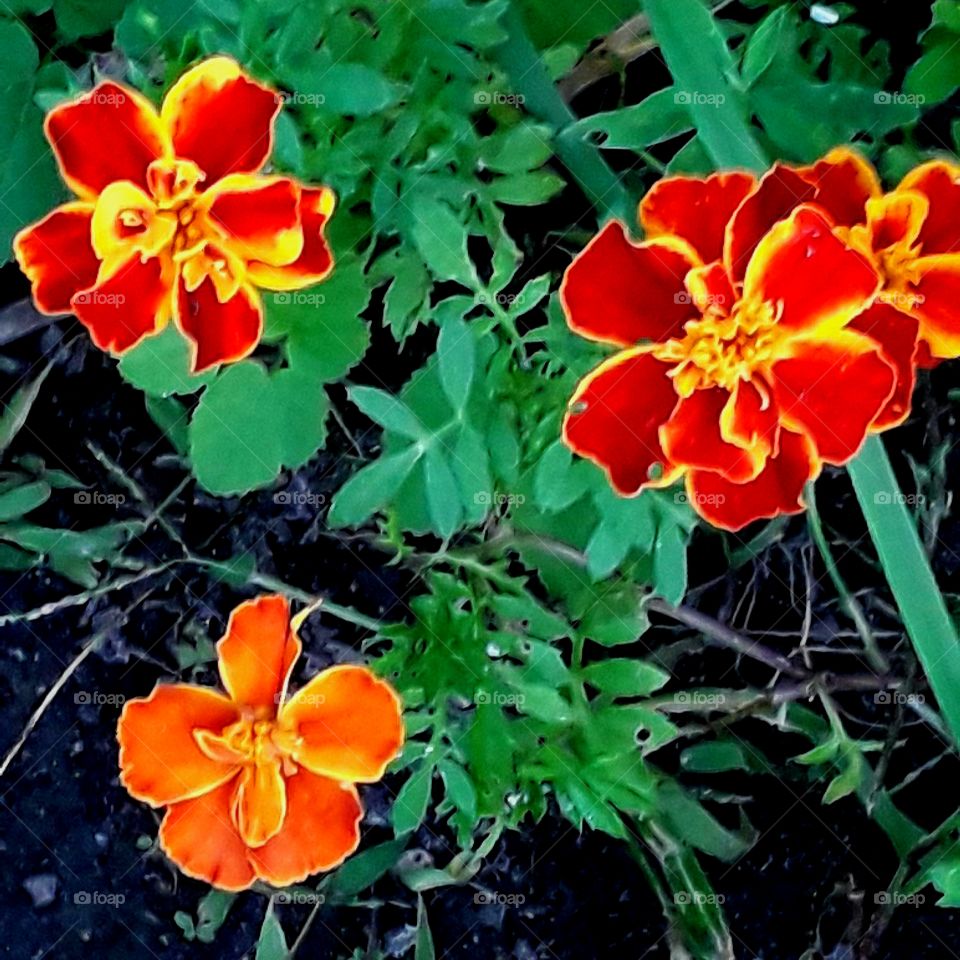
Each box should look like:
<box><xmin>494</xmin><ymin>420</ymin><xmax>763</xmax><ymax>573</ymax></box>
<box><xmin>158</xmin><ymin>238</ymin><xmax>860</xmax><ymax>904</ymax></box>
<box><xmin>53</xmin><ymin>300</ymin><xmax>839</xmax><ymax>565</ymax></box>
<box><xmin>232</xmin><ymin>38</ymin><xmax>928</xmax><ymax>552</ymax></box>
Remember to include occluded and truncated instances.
<box><xmin>425</xmin><ymin>446</ymin><xmax>463</xmax><ymax>537</ymax></box>
<box><xmin>328</xmin><ymin>446</ymin><xmax>422</xmax><ymax>527</ymax></box>
<box><xmin>349</xmin><ymin>386</ymin><xmax>425</xmax><ymax>440</ymax></box>
<box><xmin>393</xmin><ymin>763</ymin><xmax>433</xmax><ymax>836</ymax></box>
<box><xmin>118</xmin><ymin>326</ymin><xmax>215</xmax><ymax>397</ymax></box>
<box><xmin>582</xmin><ymin>659</ymin><xmax>670</xmax><ymax>698</ymax></box>
<box><xmin>437</xmin><ymin>318</ymin><xmax>475</xmax><ymax>414</ymax></box>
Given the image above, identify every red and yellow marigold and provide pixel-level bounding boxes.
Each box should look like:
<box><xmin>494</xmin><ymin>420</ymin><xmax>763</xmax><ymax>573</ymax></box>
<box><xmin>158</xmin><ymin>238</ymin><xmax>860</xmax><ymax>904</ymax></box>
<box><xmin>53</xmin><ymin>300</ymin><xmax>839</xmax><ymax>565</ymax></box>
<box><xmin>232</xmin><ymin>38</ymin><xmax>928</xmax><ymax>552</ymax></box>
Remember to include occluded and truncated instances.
<box><xmin>560</xmin><ymin>148</ymin><xmax>922</xmax><ymax>531</ymax></box>
<box><xmin>14</xmin><ymin>57</ymin><xmax>334</xmax><ymax>372</ymax></box>
<box><xmin>118</xmin><ymin>595</ymin><xmax>403</xmax><ymax>890</ymax></box>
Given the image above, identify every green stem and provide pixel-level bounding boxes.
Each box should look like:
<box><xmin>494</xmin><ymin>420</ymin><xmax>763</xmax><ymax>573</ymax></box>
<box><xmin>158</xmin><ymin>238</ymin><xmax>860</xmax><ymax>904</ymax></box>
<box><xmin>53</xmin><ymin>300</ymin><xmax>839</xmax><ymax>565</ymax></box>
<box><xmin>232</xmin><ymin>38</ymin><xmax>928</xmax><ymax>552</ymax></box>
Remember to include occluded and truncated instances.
<box><xmin>805</xmin><ymin>482</ymin><xmax>888</xmax><ymax>673</ymax></box>
<box><xmin>848</xmin><ymin>435</ymin><xmax>960</xmax><ymax>746</ymax></box>
<box><xmin>492</xmin><ymin>5</ymin><xmax>633</xmax><ymax>223</ymax></box>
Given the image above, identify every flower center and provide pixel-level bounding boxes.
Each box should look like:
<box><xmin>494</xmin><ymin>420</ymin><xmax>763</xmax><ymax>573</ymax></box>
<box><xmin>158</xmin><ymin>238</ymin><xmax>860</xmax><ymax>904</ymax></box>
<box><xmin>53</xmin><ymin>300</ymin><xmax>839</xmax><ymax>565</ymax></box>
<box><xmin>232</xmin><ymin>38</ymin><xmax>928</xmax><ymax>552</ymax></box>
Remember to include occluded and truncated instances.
<box><xmin>195</xmin><ymin>712</ymin><xmax>301</xmax><ymax>776</ymax></box>
<box><xmin>655</xmin><ymin>296</ymin><xmax>783</xmax><ymax>395</ymax></box>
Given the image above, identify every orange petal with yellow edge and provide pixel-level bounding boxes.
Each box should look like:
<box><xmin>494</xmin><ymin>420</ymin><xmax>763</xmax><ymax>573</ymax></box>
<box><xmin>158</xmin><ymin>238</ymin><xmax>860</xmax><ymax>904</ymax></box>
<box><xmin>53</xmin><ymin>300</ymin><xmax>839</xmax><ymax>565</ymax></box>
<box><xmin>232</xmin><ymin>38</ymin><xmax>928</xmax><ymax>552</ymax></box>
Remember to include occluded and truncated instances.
<box><xmin>204</xmin><ymin>175</ymin><xmax>303</xmax><ymax>266</ymax></box>
<box><xmin>279</xmin><ymin>665</ymin><xmax>404</xmax><ymax>782</ymax></box>
<box><xmin>45</xmin><ymin>81</ymin><xmax>169</xmax><ymax>199</ymax></box>
<box><xmin>248</xmin><ymin>770</ymin><xmax>362</xmax><ymax>886</ymax></box>
<box><xmin>640</xmin><ymin>171</ymin><xmax>755</xmax><ymax>263</ymax></box>
<box><xmin>72</xmin><ymin>254</ymin><xmax>172</xmax><ymax>354</ymax></box>
<box><xmin>719</xmin><ymin>378</ymin><xmax>780</xmax><ymax>462</ymax></box>
<box><xmin>232</xmin><ymin>761</ymin><xmax>287</xmax><ymax>847</ymax></box>
<box><xmin>161</xmin><ymin>57</ymin><xmax>280</xmax><ymax>186</ymax></box>
<box><xmin>118</xmin><ymin>684</ymin><xmax>240</xmax><ymax>806</ymax></box>
<box><xmin>744</xmin><ymin>205</ymin><xmax>880</xmax><ymax>335</ymax></box>
<box><xmin>771</xmin><ymin>330</ymin><xmax>895</xmax><ymax>465</ymax></box>
<box><xmin>724</xmin><ymin>164</ymin><xmax>815</xmax><ymax>282</ymax></box>
<box><xmin>850</xmin><ymin>302</ymin><xmax>919</xmax><ymax>429</ymax></box>
<box><xmin>13</xmin><ymin>203</ymin><xmax>100</xmax><ymax>315</ymax></box>
<box><xmin>659</xmin><ymin>387</ymin><xmax>763</xmax><ymax>483</ymax></box>
<box><xmin>686</xmin><ymin>428</ymin><xmax>819</xmax><ymax>532</ymax></box>
<box><xmin>898</xmin><ymin>159</ymin><xmax>960</xmax><ymax>255</ymax></box>
<box><xmin>176</xmin><ymin>276</ymin><xmax>264</xmax><ymax>373</ymax></box>
<box><xmin>560</xmin><ymin>222</ymin><xmax>698</xmax><ymax>347</ymax></box>
<box><xmin>562</xmin><ymin>348</ymin><xmax>680</xmax><ymax>496</ymax></box>
<box><xmin>248</xmin><ymin>187</ymin><xmax>336</xmax><ymax>291</ymax></box>
<box><xmin>217</xmin><ymin>595</ymin><xmax>299</xmax><ymax>713</ymax></box>
<box><xmin>159</xmin><ymin>777</ymin><xmax>256</xmax><ymax>891</ymax></box>
<box><xmin>905</xmin><ymin>253</ymin><xmax>960</xmax><ymax>359</ymax></box>
<box><xmin>797</xmin><ymin>147</ymin><xmax>881</xmax><ymax>228</ymax></box>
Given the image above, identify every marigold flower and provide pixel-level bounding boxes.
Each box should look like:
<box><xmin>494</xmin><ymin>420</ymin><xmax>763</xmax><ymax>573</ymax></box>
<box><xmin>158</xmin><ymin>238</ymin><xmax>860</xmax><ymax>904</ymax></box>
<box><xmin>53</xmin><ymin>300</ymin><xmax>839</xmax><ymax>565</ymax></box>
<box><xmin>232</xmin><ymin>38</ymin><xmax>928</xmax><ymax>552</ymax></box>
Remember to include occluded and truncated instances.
<box><xmin>561</xmin><ymin>149</ymin><xmax>900</xmax><ymax>531</ymax></box>
<box><xmin>14</xmin><ymin>58</ymin><xmax>335</xmax><ymax>372</ymax></box>
<box><xmin>118</xmin><ymin>595</ymin><xmax>403</xmax><ymax>891</ymax></box>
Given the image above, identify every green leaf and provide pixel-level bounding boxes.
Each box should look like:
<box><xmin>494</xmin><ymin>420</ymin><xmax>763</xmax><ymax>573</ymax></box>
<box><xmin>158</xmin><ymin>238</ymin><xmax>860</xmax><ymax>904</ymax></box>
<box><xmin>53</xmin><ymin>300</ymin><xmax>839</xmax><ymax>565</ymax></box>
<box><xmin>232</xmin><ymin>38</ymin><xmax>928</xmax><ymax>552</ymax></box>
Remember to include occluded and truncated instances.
<box><xmin>348</xmin><ymin>386</ymin><xmax>425</xmax><ymax>440</ymax></box>
<box><xmin>0</xmin><ymin>481</ymin><xmax>50</xmax><ymax>520</ymax></box>
<box><xmin>534</xmin><ymin>440</ymin><xmax>590</xmax><ymax>511</ymax></box>
<box><xmin>194</xmin><ymin>890</ymin><xmax>235</xmax><ymax>944</ymax></box>
<box><xmin>255</xmin><ymin>903</ymin><xmax>288</xmax><ymax>960</ymax></box>
<box><xmin>393</xmin><ymin>763</ymin><xmax>433</xmax><ymax>836</ymax></box>
<box><xmin>681</xmin><ymin>741</ymin><xmax>754</xmax><ymax>774</ymax></box>
<box><xmin>54</xmin><ymin>0</ymin><xmax>131</xmax><ymax>40</ymax></box>
<box><xmin>0</xmin><ymin>359</ymin><xmax>52</xmax><ymax>455</ymax></box>
<box><xmin>313</xmin><ymin>63</ymin><xmax>401</xmax><ymax>117</ymax></box>
<box><xmin>481</xmin><ymin>123</ymin><xmax>554</xmax><ymax>173</ymax></box>
<box><xmin>653</xmin><ymin>521</ymin><xmax>688</xmax><ymax>604</ymax></box>
<box><xmin>424</xmin><ymin>446</ymin><xmax>463</xmax><ymax>538</ymax></box>
<box><xmin>144</xmin><ymin>394</ymin><xmax>190</xmax><ymax>456</ymax></box>
<box><xmin>411</xmin><ymin>199</ymin><xmax>477</xmax><ymax>288</ymax></box>
<box><xmin>488</xmin><ymin>170</ymin><xmax>565</xmax><ymax>205</ymax></box>
<box><xmin>582</xmin><ymin>659</ymin><xmax>670</xmax><ymax>699</ymax></box>
<box><xmin>328</xmin><ymin>446</ymin><xmax>422</xmax><ymax>527</ymax></box>
<box><xmin>415</xmin><ymin>896</ymin><xmax>435</xmax><ymax>960</ymax></box>
<box><xmin>643</xmin><ymin>0</ymin><xmax>766</xmax><ymax>171</ymax></box>
<box><xmin>327</xmin><ymin>839</ymin><xmax>407</xmax><ymax>902</ymax></box>
<box><xmin>190</xmin><ymin>362</ymin><xmax>329</xmax><ymax>494</ymax></box>
<box><xmin>118</xmin><ymin>326</ymin><xmax>215</xmax><ymax>397</ymax></box>
<box><xmin>567</xmin><ymin>87</ymin><xmax>693</xmax><ymax>150</ymax></box>
<box><xmin>436</xmin><ymin>318</ymin><xmax>475</xmax><ymax>414</ymax></box>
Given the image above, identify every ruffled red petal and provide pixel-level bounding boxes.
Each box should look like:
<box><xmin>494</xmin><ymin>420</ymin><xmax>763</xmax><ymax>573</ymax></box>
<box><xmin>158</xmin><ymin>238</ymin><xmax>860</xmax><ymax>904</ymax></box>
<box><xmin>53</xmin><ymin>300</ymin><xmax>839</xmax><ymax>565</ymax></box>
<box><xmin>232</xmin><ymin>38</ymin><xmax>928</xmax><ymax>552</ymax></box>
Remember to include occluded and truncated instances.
<box><xmin>639</xmin><ymin>171</ymin><xmax>755</xmax><ymax>263</ymax></box>
<box><xmin>13</xmin><ymin>203</ymin><xmax>99</xmax><ymax>314</ymax></box>
<box><xmin>898</xmin><ymin>159</ymin><xmax>960</xmax><ymax>256</ymax></box>
<box><xmin>560</xmin><ymin>222</ymin><xmax>698</xmax><ymax>347</ymax></box>
<box><xmin>797</xmin><ymin>147</ymin><xmax>881</xmax><ymax>228</ymax></box>
<box><xmin>686</xmin><ymin>428</ymin><xmax>819</xmax><ymax>532</ymax></box>
<box><xmin>563</xmin><ymin>348</ymin><xmax>680</xmax><ymax>495</ymax></box>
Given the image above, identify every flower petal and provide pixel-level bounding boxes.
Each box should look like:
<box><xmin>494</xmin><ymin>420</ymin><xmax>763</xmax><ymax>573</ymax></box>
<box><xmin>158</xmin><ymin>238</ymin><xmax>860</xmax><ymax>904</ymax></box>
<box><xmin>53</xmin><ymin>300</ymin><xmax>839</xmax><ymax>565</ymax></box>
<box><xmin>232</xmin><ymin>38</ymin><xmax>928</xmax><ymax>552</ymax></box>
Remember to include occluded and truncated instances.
<box><xmin>898</xmin><ymin>159</ymin><xmax>960</xmax><ymax>255</ymax></box>
<box><xmin>660</xmin><ymin>387</ymin><xmax>762</xmax><ymax>483</ymax></box>
<box><xmin>232</xmin><ymin>762</ymin><xmax>287</xmax><ymax>848</ymax></box>
<box><xmin>719</xmin><ymin>378</ymin><xmax>780</xmax><ymax>463</ymax></box>
<box><xmin>849</xmin><ymin>302</ymin><xmax>919</xmax><ymax>429</ymax></box>
<box><xmin>905</xmin><ymin>253</ymin><xmax>960</xmax><ymax>359</ymax></box>
<box><xmin>176</xmin><ymin>275</ymin><xmax>264</xmax><ymax>372</ymax></box>
<box><xmin>161</xmin><ymin>57</ymin><xmax>281</xmax><ymax>186</ymax></box>
<box><xmin>204</xmin><ymin>175</ymin><xmax>303</xmax><ymax>266</ymax></box>
<box><xmin>118</xmin><ymin>684</ymin><xmax>240</xmax><ymax>806</ymax></box>
<box><xmin>563</xmin><ymin>348</ymin><xmax>680</xmax><ymax>496</ymax></box>
<box><xmin>45</xmin><ymin>82</ymin><xmax>169</xmax><ymax>198</ymax></box>
<box><xmin>683</xmin><ymin>260</ymin><xmax>736</xmax><ymax>316</ymax></box>
<box><xmin>217</xmin><ymin>595</ymin><xmax>300</xmax><ymax>713</ymax></box>
<box><xmin>72</xmin><ymin>254</ymin><xmax>172</xmax><ymax>354</ymax></box>
<box><xmin>159</xmin><ymin>777</ymin><xmax>255</xmax><ymax>891</ymax></box>
<box><xmin>13</xmin><ymin>203</ymin><xmax>99</xmax><ymax>314</ymax></box>
<box><xmin>861</xmin><ymin>190</ymin><xmax>928</xmax><ymax>252</ymax></box>
<box><xmin>560</xmin><ymin>222</ymin><xmax>698</xmax><ymax>347</ymax></box>
<box><xmin>724</xmin><ymin>164</ymin><xmax>815</xmax><ymax>282</ymax></box>
<box><xmin>279</xmin><ymin>665</ymin><xmax>404</xmax><ymax>783</ymax></box>
<box><xmin>247</xmin><ymin>187</ymin><xmax>336</xmax><ymax>290</ymax></box>
<box><xmin>771</xmin><ymin>330</ymin><xmax>896</xmax><ymax>465</ymax></box>
<box><xmin>639</xmin><ymin>171</ymin><xmax>756</xmax><ymax>263</ymax></box>
<box><xmin>797</xmin><ymin>147</ymin><xmax>881</xmax><ymax>227</ymax></box>
<box><xmin>91</xmin><ymin>181</ymin><xmax>177</xmax><ymax>275</ymax></box>
<box><xmin>686</xmin><ymin>428</ymin><xmax>819</xmax><ymax>532</ymax></box>
<box><xmin>744</xmin><ymin>205</ymin><xmax>880</xmax><ymax>335</ymax></box>
<box><xmin>248</xmin><ymin>770</ymin><xmax>362</xmax><ymax>887</ymax></box>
